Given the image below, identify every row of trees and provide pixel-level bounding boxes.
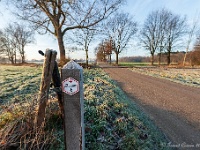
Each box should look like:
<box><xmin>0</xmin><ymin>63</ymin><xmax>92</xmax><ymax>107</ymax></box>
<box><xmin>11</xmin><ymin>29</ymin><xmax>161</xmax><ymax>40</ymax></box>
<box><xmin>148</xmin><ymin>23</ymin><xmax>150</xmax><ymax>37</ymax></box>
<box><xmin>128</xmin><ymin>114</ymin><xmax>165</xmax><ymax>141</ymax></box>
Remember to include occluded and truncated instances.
<box><xmin>0</xmin><ymin>23</ymin><xmax>34</xmax><ymax>64</ymax></box>
<box><xmin>119</xmin><ymin>51</ymin><xmax>200</xmax><ymax>65</ymax></box>
<box><xmin>7</xmin><ymin>0</ymin><xmax>125</xmax><ymax>66</ymax></box>
<box><xmin>140</xmin><ymin>8</ymin><xmax>188</xmax><ymax>65</ymax></box>
<box><xmin>95</xmin><ymin>8</ymin><xmax>199</xmax><ymax>66</ymax></box>
<box><xmin>94</xmin><ymin>13</ymin><xmax>137</xmax><ymax>65</ymax></box>
<box><xmin>64</xmin><ymin>9</ymin><xmax>137</xmax><ymax>66</ymax></box>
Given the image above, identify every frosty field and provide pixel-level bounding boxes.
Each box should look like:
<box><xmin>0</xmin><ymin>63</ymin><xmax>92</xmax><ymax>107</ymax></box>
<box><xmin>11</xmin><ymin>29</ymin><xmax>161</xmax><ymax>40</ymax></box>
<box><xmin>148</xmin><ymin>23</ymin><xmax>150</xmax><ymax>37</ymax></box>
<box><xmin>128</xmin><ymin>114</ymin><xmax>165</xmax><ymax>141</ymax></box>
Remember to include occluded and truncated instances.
<box><xmin>131</xmin><ymin>67</ymin><xmax>200</xmax><ymax>88</ymax></box>
<box><xmin>0</xmin><ymin>65</ymin><xmax>171</xmax><ymax>149</ymax></box>
<box><xmin>0</xmin><ymin>65</ymin><xmax>42</xmax><ymax>105</ymax></box>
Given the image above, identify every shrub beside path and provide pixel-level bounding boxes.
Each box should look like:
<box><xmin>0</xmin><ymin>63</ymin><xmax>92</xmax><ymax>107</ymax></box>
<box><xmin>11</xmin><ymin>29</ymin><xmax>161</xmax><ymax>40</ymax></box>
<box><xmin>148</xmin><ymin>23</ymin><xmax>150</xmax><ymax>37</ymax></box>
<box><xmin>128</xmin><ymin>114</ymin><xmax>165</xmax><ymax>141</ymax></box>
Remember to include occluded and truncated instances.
<box><xmin>100</xmin><ymin>63</ymin><xmax>200</xmax><ymax>149</ymax></box>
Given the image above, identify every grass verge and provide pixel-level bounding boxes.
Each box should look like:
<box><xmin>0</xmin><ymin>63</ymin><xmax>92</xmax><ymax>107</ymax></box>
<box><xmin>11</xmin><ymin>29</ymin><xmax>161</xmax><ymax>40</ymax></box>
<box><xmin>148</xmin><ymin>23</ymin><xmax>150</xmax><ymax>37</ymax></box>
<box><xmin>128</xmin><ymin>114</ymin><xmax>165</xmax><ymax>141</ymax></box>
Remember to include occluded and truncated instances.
<box><xmin>84</xmin><ymin>69</ymin><xmax>171</xmax><ymax>149</ymax></box>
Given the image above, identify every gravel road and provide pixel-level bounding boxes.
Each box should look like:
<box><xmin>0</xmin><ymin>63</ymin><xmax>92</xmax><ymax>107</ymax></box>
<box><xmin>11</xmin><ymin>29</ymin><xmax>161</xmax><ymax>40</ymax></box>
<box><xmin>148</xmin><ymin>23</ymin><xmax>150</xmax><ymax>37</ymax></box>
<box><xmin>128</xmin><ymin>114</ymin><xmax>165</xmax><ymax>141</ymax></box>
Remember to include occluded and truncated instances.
<box><xmin>102</xmin><ymin>66</ymin><xmax>200</xmax><ymax>149</ymax></box>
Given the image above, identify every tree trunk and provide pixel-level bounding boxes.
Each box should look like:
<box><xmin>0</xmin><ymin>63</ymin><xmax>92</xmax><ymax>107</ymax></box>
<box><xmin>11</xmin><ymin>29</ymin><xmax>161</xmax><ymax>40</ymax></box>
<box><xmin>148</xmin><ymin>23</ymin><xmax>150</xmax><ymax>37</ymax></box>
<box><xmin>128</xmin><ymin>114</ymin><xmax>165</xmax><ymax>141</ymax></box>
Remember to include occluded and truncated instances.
<box><xmin>158</xmin><ymin>48</ymin><xmax>163</xmax><ymax>66</ymax></box>
<box><xmin>57</xmin><ymin>29</ymin><xmax>66</xmax><ymax>66</ymax></box>
<box><xmin>11</xmin><ymin>58</ymin><xmax>14</xmax><ymax>64</ymax></box>
<box><xmin>115</xmin><ymin>53</ymin><xmax>119</xmax><ymax>65</ymax></box>
<box><xmin>22</xmin><ymin>55</ymin><xmax>25</xmax><ymax>63</ymax></box>
<box><xmin>14</xmin><ymin>51</ymin><xmax>17</xmax><ymax>64</ymax></box>
<box><xmin>21</xmin><ymin>47</ymin><xmax>25</xmax><ymax>63</ymax></box>
<box><xmin>183</xmin><ymin>52</ymin><xmax>187</xmax><ymax>66</ymax></box>
<box><xmin>52</xmin><ymin>61</ymin><xmax>64</xmax><ymax>118</ymax></box>
<box><xmin>158</xmin><ymin>53</ymin><xmax>161</xmax><ymax>66</ymax></box>
<box><xmin>183</xmin><ymin>46</ymin><xmax>188</xmax><ymax>66</ymax></box>
<box><xmin>151</xmin><ymin>53</ymin><xmax>154</xmax><ymax>66</ymax></box>
<box><xmin>167</xmin><ymin>51</ymin><xmax>171</xmax><ymax>65</ymax></box>
<box><xmin>85</xmin><ymin>48</ymin><xmax>89</xmax><ymax>68</ymax></box>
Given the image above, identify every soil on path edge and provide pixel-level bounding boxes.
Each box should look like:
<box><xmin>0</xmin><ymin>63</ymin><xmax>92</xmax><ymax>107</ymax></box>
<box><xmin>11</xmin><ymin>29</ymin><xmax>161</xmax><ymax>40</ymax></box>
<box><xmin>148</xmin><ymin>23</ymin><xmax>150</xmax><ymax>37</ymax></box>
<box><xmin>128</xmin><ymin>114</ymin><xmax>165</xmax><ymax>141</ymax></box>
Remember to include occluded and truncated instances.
<box><xmin>102</xmin><ymin>67</ymin><xmax>200</xmax><ymax>150</ymax></box>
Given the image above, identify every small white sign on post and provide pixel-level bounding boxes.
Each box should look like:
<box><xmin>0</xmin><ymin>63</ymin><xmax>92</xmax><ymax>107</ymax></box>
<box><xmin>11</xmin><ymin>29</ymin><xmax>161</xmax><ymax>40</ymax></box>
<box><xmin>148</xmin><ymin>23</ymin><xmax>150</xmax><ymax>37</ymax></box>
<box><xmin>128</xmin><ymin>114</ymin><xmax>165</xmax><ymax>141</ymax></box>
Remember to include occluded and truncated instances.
<box><xmin>62</xmin><ymin>77</ymin><xmax>79</xmax><ymax>95</ymax></box>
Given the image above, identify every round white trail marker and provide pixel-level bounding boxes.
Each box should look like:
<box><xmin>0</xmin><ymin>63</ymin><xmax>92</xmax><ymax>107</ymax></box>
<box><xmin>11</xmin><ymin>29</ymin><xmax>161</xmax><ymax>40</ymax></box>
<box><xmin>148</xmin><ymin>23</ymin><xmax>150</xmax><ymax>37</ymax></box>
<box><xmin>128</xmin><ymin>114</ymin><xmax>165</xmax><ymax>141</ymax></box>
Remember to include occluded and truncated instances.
<box><xmin>62</xmin><ymin>77</ymin><xmax>79</xmax><ymax>95</ymax></box>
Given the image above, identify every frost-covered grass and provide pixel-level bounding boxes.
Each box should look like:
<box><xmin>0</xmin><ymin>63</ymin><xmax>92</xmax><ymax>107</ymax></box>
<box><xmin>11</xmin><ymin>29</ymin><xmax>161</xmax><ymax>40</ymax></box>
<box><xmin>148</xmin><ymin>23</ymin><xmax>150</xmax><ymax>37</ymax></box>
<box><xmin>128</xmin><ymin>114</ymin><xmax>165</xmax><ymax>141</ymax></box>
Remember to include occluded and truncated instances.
<box><xmin>84</xmin><ymin>69</ymin><xmax>170</xmax><ymax>149</ymax></box>
<box><xmin>0</xmin><ymin>65</ymin><xmax>42</xmax><ymax>105</ymax></box>
<box><xmin>131</xmin><ymin>67</ymin><xmax>200</xmax><ymax>88</ymax></box>
<box><xmin>0</xmin><ymin>65</ymin><xmax>171</xmax><ymax>149</ymax></box>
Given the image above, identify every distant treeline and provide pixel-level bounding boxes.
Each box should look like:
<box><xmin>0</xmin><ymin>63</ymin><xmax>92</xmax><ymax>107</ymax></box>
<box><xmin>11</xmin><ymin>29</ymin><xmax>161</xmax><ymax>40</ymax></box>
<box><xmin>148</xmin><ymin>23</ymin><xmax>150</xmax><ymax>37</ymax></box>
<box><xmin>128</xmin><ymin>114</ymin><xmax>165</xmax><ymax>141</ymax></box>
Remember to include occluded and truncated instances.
<box><xmin>119</xmin><ymin>56</ymin><xmax>151</xmax><ymax>62</ymax></box>
<box><xmin>119</xmin><ymin>51</ymin><xmax>200</xmax><ymax>65</ymax></box>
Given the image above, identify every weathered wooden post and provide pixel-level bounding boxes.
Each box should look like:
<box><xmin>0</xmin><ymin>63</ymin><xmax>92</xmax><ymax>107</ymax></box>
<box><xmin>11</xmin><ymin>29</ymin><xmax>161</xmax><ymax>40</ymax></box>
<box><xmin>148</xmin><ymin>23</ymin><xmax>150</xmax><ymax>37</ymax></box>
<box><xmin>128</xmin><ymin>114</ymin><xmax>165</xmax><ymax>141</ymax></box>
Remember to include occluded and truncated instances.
<box><xmin>61</xmin><ymin>60</ymin><xmax>85</xmax><ymax>150</ymax></box>
<box><xmin>36</xmin><ymin>49</ymin><xmax>57</xmax><ymax>127</ymax></box>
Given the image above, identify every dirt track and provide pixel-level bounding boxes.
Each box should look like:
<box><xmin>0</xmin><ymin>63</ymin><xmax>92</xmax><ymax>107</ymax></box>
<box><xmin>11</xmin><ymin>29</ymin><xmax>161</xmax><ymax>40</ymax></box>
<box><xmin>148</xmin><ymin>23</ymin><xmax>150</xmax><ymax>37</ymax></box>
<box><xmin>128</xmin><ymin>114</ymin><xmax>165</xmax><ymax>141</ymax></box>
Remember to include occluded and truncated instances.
<box><xmin>102</xmin><ymin>66</ymin><xmax>200</xmax><ymax>149</ymax></box>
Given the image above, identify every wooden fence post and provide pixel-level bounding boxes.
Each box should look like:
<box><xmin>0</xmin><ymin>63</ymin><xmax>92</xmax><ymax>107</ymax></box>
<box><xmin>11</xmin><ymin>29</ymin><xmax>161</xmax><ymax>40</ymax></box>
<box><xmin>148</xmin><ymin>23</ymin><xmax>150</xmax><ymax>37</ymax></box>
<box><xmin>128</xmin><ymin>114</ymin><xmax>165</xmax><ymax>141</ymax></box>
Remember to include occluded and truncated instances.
<box><xmin>52</xmin><ymin>61</ymin><xmax>64</xmax><ymax>117</ymax></box>
<box><xmin>35</xmin><ymin>49</ymin><xmax>57</xmax><ymax>128</ymax></box>
<box><xmin>61</xmin><ymin>60</ymin><xmax>85</xmax><ymax>150</ymax></box>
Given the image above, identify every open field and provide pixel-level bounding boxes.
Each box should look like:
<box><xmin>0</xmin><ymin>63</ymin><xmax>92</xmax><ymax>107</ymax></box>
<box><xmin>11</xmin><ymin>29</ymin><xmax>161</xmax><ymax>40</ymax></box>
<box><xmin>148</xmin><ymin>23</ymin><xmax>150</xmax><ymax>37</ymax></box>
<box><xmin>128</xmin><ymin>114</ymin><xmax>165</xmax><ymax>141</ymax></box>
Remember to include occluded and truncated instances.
<box><xmin>118</xmin><ymin>62</ymin><xmax>151</xmax><ymax>67</ymax></box>
<box><xmin>0</xmin><ymin>65</ymin><xmax>171</xmax><ymax>149</ymax></box>
<box><xmin>131</xmin><ymin>67</ymin><xmax>200</xmax><ymax>88</ymax></box>
<box><xmin>0</xmin><ymin>65</ymin><xmax>42</xmax><ymax>105</ymax></box>
<box><xmin>118</xmin><ymin>62</ymin><xmax>175</xmax><ymax>67</ymax></box>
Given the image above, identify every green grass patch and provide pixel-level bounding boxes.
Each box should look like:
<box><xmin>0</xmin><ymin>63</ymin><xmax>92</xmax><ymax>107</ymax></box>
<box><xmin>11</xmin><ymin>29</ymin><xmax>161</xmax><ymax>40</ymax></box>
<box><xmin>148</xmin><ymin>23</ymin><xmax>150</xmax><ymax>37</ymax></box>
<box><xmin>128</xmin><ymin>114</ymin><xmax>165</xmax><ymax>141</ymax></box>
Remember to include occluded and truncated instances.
<box><xmin>118</xmin><ymin>62</ymin><xmax>151</xmax><ymax>67</ymax></box>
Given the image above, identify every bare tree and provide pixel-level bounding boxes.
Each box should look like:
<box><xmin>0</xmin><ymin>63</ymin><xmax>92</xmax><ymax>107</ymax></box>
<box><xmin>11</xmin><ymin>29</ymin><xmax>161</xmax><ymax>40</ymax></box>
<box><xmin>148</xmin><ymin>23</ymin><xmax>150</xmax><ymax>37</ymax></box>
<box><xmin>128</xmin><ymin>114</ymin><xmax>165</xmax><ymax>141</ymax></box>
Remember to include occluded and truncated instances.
<box><xmin>0</xmin><ymin>27</ymin><xmax>17</xmax><ymax>64</ymax></box>
<box><xmin>165</xmin><ymin>14</ymin><xmax>187</xmax><ymax>65</ymax></box>
<box><xmin>140</xmin><ymin>10</ymin><xmax>160</xmax><ymax>65</ymax></box>
<box><xmin>0</xmin><ymin>30</ymin><xmax>4</xmax><ymax>55</ymax></box>
<box><xmin>12</xmin><ymin>0</ymin><xmax>125</xmax><ymax>65</ymax></box>
<box><xmin>141</xmin><ymin>8</ymin><xmax>186</xmax><ymax>65</ymax></box>
<box><xmin>0</xmin><ymin>30</ymin><xmax>9</xmax><ymax>63</ymax></box>
<box><xmin>106</xmin><ymin>13</ymin><xmax>137</xmax><ymax>65</ymax></box>
<box><xmin>77</xmin><ymin>28</ymin><xmax>96</xmax><ymax>67</ymax></box>
<box><xmin>183</xmin><ymin>16</ymin><xmax>199</xmax><ymax>66</ymax></box>
<box><xmin>68</xmin><ymin>24</ymin><xmax>97</xmax><ymax>67</ymax></box>
<box><xmin>0</xmin><ymin>23</ymin><xmax>34</xmax><ymax>64</ymax></box>
<box><xmin>104</xmin><ymin>38</ymin><xmax>113</xmax><ymax>64</ymax></box>
<box><xmin>157</xmin><ymin>9</ymin><xmax>170</xmax><ymax>65</ymax></box>
<box><xmin>140</xmin><ymin>9</ymin><xmax>170</xmax><ymax>65</ymax></box>
<box><xmin>13</xmin><ymin>23</ymin><xmax>35</xmax><ymax>63</ymax></box>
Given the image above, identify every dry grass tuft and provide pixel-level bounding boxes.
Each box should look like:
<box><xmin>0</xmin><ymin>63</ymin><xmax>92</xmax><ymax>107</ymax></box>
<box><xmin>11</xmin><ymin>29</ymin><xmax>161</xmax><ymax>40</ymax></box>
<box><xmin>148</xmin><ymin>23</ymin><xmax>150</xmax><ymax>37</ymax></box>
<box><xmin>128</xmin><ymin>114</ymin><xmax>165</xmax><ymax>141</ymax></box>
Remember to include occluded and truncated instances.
<box><xmin>0</xmin><ymin>96</ymin><xmax>64</xmax><ymax>150</ymax></box>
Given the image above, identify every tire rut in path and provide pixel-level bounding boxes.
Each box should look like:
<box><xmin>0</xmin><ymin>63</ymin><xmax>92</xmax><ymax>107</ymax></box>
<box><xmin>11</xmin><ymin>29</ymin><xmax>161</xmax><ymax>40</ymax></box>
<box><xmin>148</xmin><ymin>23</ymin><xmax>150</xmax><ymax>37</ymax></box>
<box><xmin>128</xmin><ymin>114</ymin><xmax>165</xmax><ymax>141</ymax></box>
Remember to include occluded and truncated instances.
<box><xmin>103</xmin><ymin>67</ymin><xmax>200</xmax><ymax>149</ymax></box>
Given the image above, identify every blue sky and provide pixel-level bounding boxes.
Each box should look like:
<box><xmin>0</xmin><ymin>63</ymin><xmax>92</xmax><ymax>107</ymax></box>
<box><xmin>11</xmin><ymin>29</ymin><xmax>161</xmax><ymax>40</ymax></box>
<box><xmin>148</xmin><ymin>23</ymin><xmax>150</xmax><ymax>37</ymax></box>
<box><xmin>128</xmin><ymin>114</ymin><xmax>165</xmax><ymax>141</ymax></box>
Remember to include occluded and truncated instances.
<box><xmin>0</xmin><ymin>0</ymin><xmax>200</xmax><ymax>60</ymax></box>
<box><xmin>124</xmin><ymin>0</ymin><xmax>199</xmax><ymax>23</ymax></box>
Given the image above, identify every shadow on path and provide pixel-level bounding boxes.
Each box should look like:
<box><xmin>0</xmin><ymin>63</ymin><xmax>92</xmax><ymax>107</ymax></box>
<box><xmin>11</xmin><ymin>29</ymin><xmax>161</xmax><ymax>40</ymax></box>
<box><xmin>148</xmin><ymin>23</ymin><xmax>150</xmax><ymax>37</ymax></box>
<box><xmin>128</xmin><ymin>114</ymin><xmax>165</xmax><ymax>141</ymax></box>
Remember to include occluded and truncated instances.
<box><xmin>103</xmin><ymin>67</ymin><xmax>200</xmax><ymax>150</ymax></box>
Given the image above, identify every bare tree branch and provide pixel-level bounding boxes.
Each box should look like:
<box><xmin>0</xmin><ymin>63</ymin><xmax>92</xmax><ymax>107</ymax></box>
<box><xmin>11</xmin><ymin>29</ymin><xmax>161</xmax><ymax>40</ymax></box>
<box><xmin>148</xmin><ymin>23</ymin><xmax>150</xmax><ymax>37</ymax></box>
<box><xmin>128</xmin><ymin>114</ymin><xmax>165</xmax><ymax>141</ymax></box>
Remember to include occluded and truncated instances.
<box><xmin>104</xmin><ymin>12</ymin><xmax>137</xmax><ymax>64</ymax></box>
<box><xmin>140</xmin><ymin>8</ymin><xmax>187</xmax><ymax>65</ymax></box>
<box><xmin>11</xmin><ymin>0</ymin><xmax>124</xmax><ymax>64</ymax></box>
